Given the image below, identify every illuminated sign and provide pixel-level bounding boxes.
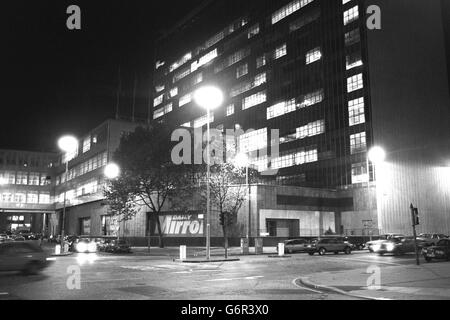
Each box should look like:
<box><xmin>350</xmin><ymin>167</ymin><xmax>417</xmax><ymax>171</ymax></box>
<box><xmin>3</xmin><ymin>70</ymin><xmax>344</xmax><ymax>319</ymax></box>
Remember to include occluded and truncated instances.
<box><xmin>157</xmin><ymin>214</ymin><xmax>204</xmax><ymax>237</ymax></box>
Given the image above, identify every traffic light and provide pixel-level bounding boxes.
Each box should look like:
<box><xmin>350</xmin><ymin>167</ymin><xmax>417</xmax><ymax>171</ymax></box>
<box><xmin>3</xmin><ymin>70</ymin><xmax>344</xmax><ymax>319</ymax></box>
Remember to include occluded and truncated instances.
<box><xmin>413</xmin><ymin>208</ymin><xmax>419</xmax><ymax>225</ymax></box>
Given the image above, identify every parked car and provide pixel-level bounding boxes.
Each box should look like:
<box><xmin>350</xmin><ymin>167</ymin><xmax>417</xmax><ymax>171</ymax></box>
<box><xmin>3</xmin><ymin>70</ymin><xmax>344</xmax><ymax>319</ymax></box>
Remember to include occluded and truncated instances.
<box><xmin>305</xmin><ymin>238</ymin><xmax>352</xmax><ymax>256</ymax></box>
<box><xmin>417</xmin><ymin>233</ymin><xmax>449</xmax><ymax>247</ymax></box>
<box><xmin>0</xmin><ymin>242</ymin><xmax>53</xmax><ymax>275</ymax></box>
<box><xmin>422</xmin><ymin>238</ymin><xmax>450</xmax><ymax>262</ymax></box>
<box><xmin>377</xmin><ymin>237</ymin><xmax>418</xmax><ymax>256</ymax></box>
<box><xmin>276</xmin><ymin>239</ymin><xmax>309</xmax><ymax>254</ymax></box>
<box><xmin>98</xmin><ymin>239</ymin><xmax>113</xmax><ymax>252</ymax></box>
<box><xmin>105</xmin><ymin>239</ymin><xmax>131</xmax><ymax>253</ymax></box>
<box><xmin>366</xmin><ymin>234</ymin><xmax>405</xmax><ymax>252</ymax></box>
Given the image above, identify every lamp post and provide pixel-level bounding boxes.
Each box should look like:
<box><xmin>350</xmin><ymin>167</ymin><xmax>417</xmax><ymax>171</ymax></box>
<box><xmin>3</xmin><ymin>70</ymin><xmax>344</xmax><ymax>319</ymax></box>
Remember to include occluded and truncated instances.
<box><xmin>367</xmin><ymin>146</ymin><xmax>386</xmax><ymax>240</ymax></box>
<box><xmin>194</xmin><ymin>86</ymin><xmax>223</xmax><ymax>261</ymax></box>
<box><xmin>104</xmin><ymin>163</ymin><xmax>121</xmax><ymax>239</ymax></box>
<box><xmin>234</xmin><ymin>153</ymin><xmax>251</xmax><ymax>240</ymax></box>
<box><xmin>57</xmin><ymin>135</ymin><xmax>78</xmax><ymax>253</ymax></box>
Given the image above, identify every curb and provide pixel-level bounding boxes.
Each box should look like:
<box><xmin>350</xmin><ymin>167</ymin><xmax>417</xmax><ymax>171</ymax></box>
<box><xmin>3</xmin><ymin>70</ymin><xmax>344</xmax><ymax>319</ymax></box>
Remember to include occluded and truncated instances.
<box><xmin>295</xmin><ymin>277</ymin><xmax>389</xmax><ymax>300</ymax></box>
<box><xmin>50</xmin><ymin>253</ymin><xmax>74</xmax><ymax>257</ymax></box>
<box><xmin>173</xmin><ymin>258</ymin><xmax>240</xmax><ymax>263</ymax></box>
<box><xmin>268</xmin><ymin>255</ymin><xmax>291</xmax><ymax>258</ymax></box>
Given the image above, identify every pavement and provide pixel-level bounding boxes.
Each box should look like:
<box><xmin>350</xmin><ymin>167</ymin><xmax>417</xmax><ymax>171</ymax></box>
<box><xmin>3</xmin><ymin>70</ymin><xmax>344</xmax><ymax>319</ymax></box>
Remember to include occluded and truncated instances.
<box><xmin>298</xmin><ymin>257</ymin><xmax>450</xmax><ymax>300</ymax></box>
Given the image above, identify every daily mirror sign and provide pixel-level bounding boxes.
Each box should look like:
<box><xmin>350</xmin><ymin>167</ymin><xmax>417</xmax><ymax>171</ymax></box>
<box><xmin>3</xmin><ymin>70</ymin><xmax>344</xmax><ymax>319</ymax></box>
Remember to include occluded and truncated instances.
<box><xmin>156</xmin><ymin>213</ymin><xmax>204</xmax><ymax>237</ymax></box>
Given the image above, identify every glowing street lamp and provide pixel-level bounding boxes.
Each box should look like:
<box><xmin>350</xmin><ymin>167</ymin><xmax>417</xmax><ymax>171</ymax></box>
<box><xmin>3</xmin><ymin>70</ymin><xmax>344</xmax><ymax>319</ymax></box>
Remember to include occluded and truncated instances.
<box><xmin>234</xmin><ymin>153</ymin><xmax>251</xmax><ymax>242</ymax></box>
<box><xmin>57</xmin><ymin>135</ymin><xmax>78</xmax><ymax>253</ymax></box>
<box><xmin>368</xmin><ymin>146</ymin><xmax>386</xmax><ymax>165</ymax></box>
<box><xmin>194</xmin><ymin>85</ymin><xmax>224</xmax><ymax>260</ymax></box>
<box><xmin>104</xmin><ymin>163</ymin><xmax>120</xmax><ymax>179</ymax></box>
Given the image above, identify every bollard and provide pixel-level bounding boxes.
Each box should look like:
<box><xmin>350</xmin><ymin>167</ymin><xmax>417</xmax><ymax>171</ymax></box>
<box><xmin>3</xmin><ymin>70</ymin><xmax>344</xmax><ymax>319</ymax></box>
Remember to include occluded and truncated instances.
<box><xmin>55</xmin><ymin>244</ymin><xmax>61</xmax><ymax>255</ymax></box>
<box><xmin>278</xmin><ymin>243</ymin><xmax>284</xmax><ymax>257</ymax></box>
<box><xmin>180</xmin><ymin>245</ymin><xmax>187</xmax><ymax>261</ymax></box>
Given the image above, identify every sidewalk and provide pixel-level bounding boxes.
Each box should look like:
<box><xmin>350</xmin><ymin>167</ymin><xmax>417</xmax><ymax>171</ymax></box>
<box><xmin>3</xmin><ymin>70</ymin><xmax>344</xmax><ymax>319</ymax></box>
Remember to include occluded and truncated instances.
<box><xmin>129</xmin><ymin>246</ymin><xmax>277</xmax><ymax>258</ymax></box>
<box><xmin>299</xmin><ymin>261</ymin><xmax>450</xmax><ymax>300</ymax></box>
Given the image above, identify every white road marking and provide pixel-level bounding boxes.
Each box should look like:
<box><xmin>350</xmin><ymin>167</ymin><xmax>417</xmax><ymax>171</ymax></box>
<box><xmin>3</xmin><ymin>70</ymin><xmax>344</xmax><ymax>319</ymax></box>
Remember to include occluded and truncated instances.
<box><xmin>205</xmin><ymin>276</ymin><xmax>264</xmax><ymax>282</ymax></box>
<box><xmin>329</xmin><ymin>257</ymin><xmax>402</xmax><ymax>266</ymax></box>
<box><xmin>0</xmin><ymin>292</ymin><xmax>8</xmax><ymax>295</ymax></box>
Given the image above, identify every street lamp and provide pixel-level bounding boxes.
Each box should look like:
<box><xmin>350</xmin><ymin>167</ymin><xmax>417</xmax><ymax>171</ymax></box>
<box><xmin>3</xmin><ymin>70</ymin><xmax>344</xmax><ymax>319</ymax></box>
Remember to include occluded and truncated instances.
<box><xmin>57</xmin><ymin>135</ymin><xmax>78</xmax><ymax>253</ymax></box>
<box><xmin>194</xmin><ymin>85</ymin><xmax>224</xmax><ymax>260</ymax></box>
<box><xmin>104</xmin><ymin>163</ymin><xmax>121</xmax><ymax>239</ymax></box>
<box><xmin>234</xmin><ymin>153</ymin><xmax>251</xmax><ymax>240</ymax></box>
<box><xmin>366</xmin><ymin>146</ymin><xmax>386</xmax><ymax>240</ymax></box>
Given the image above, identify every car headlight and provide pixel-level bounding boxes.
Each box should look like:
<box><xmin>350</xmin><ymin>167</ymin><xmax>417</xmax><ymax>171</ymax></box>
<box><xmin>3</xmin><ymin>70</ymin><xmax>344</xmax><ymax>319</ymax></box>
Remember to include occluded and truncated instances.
<box><xmin>372</xmin><ymin>244</ymin><xmax>381</xmax><ymax>252</ymax></box>
<box><xmin>76</xmin><ymin>242</ymin><xmax>87</xmax><ymax>252</ymax></box>
<box><xmin>87</xmin><ymin>242</ymin><xmax>97</xmax><ymax>253</ymax></box>
<box><xmin>386</xmin><ymin>243</ymin><xmax>395</xmax><ymax>252</ymax></box>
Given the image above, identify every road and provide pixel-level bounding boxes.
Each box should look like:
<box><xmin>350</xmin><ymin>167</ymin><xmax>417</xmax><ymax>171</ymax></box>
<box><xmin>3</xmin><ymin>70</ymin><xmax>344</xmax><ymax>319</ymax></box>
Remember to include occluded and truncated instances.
<box><xmin>0</xmin><ymin>250</ymin><xmax>442</xmax><ymax>300</ymax></box>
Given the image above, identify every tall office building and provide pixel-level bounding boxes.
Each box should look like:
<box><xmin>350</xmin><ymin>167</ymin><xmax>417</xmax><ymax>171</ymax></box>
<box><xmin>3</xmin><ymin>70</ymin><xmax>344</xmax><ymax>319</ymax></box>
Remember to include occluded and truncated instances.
<box><xmin>152</xmin><ymin>0</ymin><xmax>450</xmax><ymax>236</ymax></box>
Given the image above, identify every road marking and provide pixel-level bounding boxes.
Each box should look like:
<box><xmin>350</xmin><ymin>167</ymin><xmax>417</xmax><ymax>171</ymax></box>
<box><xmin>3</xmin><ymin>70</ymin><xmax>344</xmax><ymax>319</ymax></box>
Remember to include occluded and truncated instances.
<box><xmin>205</xmin><ymin>276</ymin><xmax>264</xmax><ymax>282</ymax></box>
<box><xmin>53</xmin><ymin>277</ymin><xmax>146</xmax><ymax>285</ymax></box>
<box><xmin>291</xmin><ymin>278</ymin><xmax>324</xmax><ymax>294</ymax></box>
<box><xmin>328</xmin><ymin>257</ymin><xmax>402</xmax><ymax>266</ymax></box>
<box><xmin>0</xmin><ymin>293</ymin><xmax>8</xmax><ymax>295</ymax></box>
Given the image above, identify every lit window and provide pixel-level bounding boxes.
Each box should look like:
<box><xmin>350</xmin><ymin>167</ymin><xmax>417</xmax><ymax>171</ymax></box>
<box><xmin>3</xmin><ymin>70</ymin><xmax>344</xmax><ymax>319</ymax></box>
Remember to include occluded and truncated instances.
<box><xmin>39</xmin><ymin>192</ymin><xmax>50</xmax><ymax>204</ymax></box>
<box><xmin>170</xmin><ymin>87</ymin><xmax>178</xmax><ymax>98</ymax></box>
<box><xmin>226</xmin><ymin>104</ymin><xmax>235</xmax><ymax>117</ymax></box>
<box><xmin>347</xmin><ymin>73</ymin><xmax>363</xmax><ymax>92</ymax></box>
<box><xmin>306</xmin><ymin>47</ymin><xmax>322</xmax><ymax>64</ymax></box>
<box><xmin>348</xmin><ymin>97</ymin><xmax>365</xmax><ymax>126</ymax></box>
<box><xmin>153</xmin><ymin>103</ymin><xmax>172</xmax><ymax>120</ymax></box>
<box><xmin>239</xmin><ymin>128</ymin><xmax>268</xmax><ymax>153</ymax></box>
<box><xmin>28</xmin><ymin>172</ymin><xmax>40</xmax><ymax>186</ymax></box>
<box><xmin>14</xmin><ymin>193</ymin><xmax>26</xmax><ymax>203</ymax></box>
<box><xmin>169</xmin><ymin>52</ymin><xmax>192</xmax><ymax>73</ymax></box>
<box><xmin>350</xmin><ymin>132</ymin><xmax>366</xmax><ymax>154</ymax></box>
<box><xmin>155</xmin><ymin>85</ymin><xmax>165</xmax><ymax>93</ymax></box>
<box><xmin>1</xmin><ymin>171</ymin><xmax>16</xmax><ymax>185</ymax></box>
<box><xmin>345</xmin><ymin>29</ymin><xmax>360</xmax><ymax>46</ymax></box>
<box><xmin>83</xmin><ymin>137</ymin><xmax>91</xmax><ymax>153</ymax></box>
<box><xmin>342</xmin><ymin>0</ymin><xmax>352</xmax><ymax>4</ymax></box>
<box><xmin>296</xmin><ymin>120</ymin><xmax>325</xmax><ymax>139</ymax></box>
<box><xmin>192</xmin><ymin>72</ymin><xmax>203</xmax><ymax>85</ymax></box>
<box><xmin>27</xmin><ymin>192</ymin><xmax>38</xmax><ymax>204</ymax></box>
<box><xmin>1</xmin><ymin>193</ymin><xmax>12</xmax><ymax>202</ymax></box>
<box><xmin>346</xmin><ymin>52</ymin><xmax>363</xmax><ymax>70</ymax></box>
<box><xmin>271</xmin><ymin>0</ymin><xmax>315</xmax><ymax>25</ymax></box>
<box><xmin>193</xmin><ymin>113</ymin><xmax>214</xmax><ymax>128</ymax></box>
<box><xmin>179</xmin><ymin>93</ymin><xmax>192</xmax><ymax>107</ymax></box>
<box><xmin>352</xmin><ymin>163</ymin><xmax>369</xmax><ymax>184</ymax></box>
<box><xmin>215</xmin><ymin>48</ymin><xmax>250</xmax><ymax>73</ymax></box>
<box><xmin>242</xmin><ymin>91</ymin><xmax>267</xmax><ymax>110</ymax></box>
<box><xmin>154</xmin><ymin>94</ymin><xmax>163</xmax><ymax>107</ymax></box>
<box><xmin>274</xmin><ymin>44</ymin><xmax>287</xmax><ymax>60</ymax></box>
<box><xmin>254</xmin><ymin>72</ymin><xmax>267</xmax><ymax>86</ymax></box>
<box><xmin>300</xmin><ymin>89</ymin><xmax>324</xmax><ymax>107</ymax></box>
<box><xmin>344</xmin><ymin>6</ymin><xmax>359</xmax><ymax>25</ymax></box>
<box><xmin>230</xmin><ymin>73</ymin><xmax>266</xmax><ymax>97</ymax></box>
<box><xmin>271</xmin><ymin>148</ymin><xmax>318</xmax><ymax>169</ymax></box>
<box><xmin>248</xmin><ymin>24</ymin><xmax>260</xmax><ymax>39</ymax></box>
<box><xmin>16</xmin><ymin>172</ymin><xmax>28</xmax><ymax>185</ymax></box>
<box><xmin>205</xmin><ymin>32</ymin><xmax>224</xmax><ymax>49</ymax></box>
<box><xmin>267</xmin><ymin>99</ymin><xmax>297</xmax><ymax>120</ymax></box>
<box><xmin>256</xmin><ymin>55</ymin><xmax>266</xmax><ymax>68</ymax></box>
<box><xmin>40</xmin><ymin>175</ymin><xmax>50</xmax><ymax>186</ymax></box>
<box><xmin>191</xmin><ymin>49</ymin><xmax>218</xmax><ymax>72</ymax></box>
<box><xmin>173</xmin><ymin>67</ymin><xmax>191</xmax><ymax>83</ymax></box>
<box><xmin>236</xmin><ymin>64</ymin><xmax>248</xmax><ymax>78</ymax></box>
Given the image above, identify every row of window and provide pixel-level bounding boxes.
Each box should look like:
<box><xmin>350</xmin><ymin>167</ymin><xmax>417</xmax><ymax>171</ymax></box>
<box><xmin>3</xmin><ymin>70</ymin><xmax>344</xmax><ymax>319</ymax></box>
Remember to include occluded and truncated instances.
<box><xmin>56</xmin><ymin>152</ymin><xmax>107</xmax><ymax>185</ymax></box>
<box><xmin>56</xmin><ymin>179</ymin><xmax>100</xmax><ymax>203</ymax></box>
<box><xmin>1</xmin><ymin>191</ymin><xmax>51</xmax><ymax>204</ymax></box>
<box><xmin>0</xmin><ymin>171</ymin><xmax>50</xmax><ymax>186</ymax></box>
<box><xmin>0</xmin><ymin>152</ymin><xmax>55</xmax><ymax>168</ymax></box>
<box><xmin>266</xmin><ymin>89</ymin><xmax>324</xmax><ymax>120</ymax></box>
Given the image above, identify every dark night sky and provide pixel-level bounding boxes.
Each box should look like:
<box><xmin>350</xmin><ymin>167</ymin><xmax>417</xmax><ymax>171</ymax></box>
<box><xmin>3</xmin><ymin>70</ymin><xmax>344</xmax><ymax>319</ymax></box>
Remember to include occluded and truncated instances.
<box><xmin>1</xmin><ymin>0</ymin><xmax>204</xmax><ymax>152</ymax></box>
<box><xmin>1</xmin><ymin>1</ymin><xmax>450</xmax><ymax>153</ymax></box>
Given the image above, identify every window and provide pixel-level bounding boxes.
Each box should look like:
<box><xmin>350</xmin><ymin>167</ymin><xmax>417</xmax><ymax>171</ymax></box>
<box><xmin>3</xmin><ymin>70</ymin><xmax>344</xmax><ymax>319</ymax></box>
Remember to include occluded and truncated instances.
<box><xmin>173</xmin><ymin>67</ymin><xmax>191</xmax><ymax>83</ymax></box>
<box><xmin>347</xmin><ymin>73</ymin><xmax>363</xmax><ymax>92</ymax></box>
<box><xmin>169</xmin><ymin>52</ymin><xmax>192</xmax><ymax>73</ymax></box>
<box><xmin>154</xmin><ymin>94</ymin><xmax>163</xmax><ymax>107</ymax></box>
<box><xmin>226</xmin><ymin>104</ymin><xmax>235</xmax><ymax>117</ymax></box>
<box><xmin>215</xmin><ymin>48</ymin><xmax>250</xmax><ymax>73</ymax></box>
<box><xmin>193</xmin><ymin>113</ymin><xmax>214</xmax><ymax>128</ymax></box>
<box><xmin>271</xmin><ymin>148</ymin><xmax>318</xmax><ymax>169</ymax></box>
<box><xmin>342</xmin><ymin>0</ymin><xmax>352</xmax><ymax>4</ymax></box>
<box><xmin>345</xmin><ymin>28</ymin><xmax>360</xmax><ymax>45</ymax></box>
<box><xmin>239</xmin><ymin>128</ymin><xmax>268</xmax><ymax>153</ymax></box>
<box><xmin>155</xmin><ymin>84</ymin><xmax>165</xmax><ymax>93</ymax></box>
<box><xmin>179</xmin><ymin>93</ymin><xmax>192</xmax><ymax>107</ymax></box>
<box><xmin>267</xmin><ymin>99</ymin><xmax>297</xmax><ymax>120</ymax></box>
<box><xmin>242</xmin><ymin>91</ymin><xmax>267</xmax><ymax>110</ymax></box>
<box><xmin>350</xmin><ymin>132</ymin><xmax>366</xmax><ymax>154</ymax></box>
<box><xmin>28</xmin><ymin>172</ymin><xmax>39</xmax><ymax>185</ymax></box>
<box><xmin>191</xmin><ymin>49</ymin><xmax>218</xmax><ymax>72</ymax></box>
<box><xmin>346</xmin><ymin>52</ymin><xmax>363</xmax><ymax>70</ymax></box>
<box><xmin>153</xmin><ymin>103</ymin><xmax>172</xmax><ymax>120</ymax></box>
<box><xmin>83</xmin><ymin>137</ymin><xmax>91</xmax><ymax>153</ymax></box>
<box><xmin>0</xmin><ymin>171</ymin><xmax>15</xmax><ymax>185</ymax></box>
<box><xmin>306</xmin><ymin>47</ymin><xmax>322</xmax><ymax>64</ymax></box>
<box><xmin>236</xmin><ymin>64</ymin><xmax>248</xmax><ymax>78</ymax></box>
<box><xmin>170</xmin><ymin>87</ymin><xmax>178</xmax><ymax>98</ymax></box>
<box><xmin>290</xmin><ymin>7</ymin><xmax>320</xmax><ymax>32</ymax></box>
<box><xmin>39</xmin><ymin>192</ymin><xmax>50</xmax><ymax>204</ymax></box>
<box><xmin>271</xmin><ymin>0</ymin><xmax>315</xmax><ymax>25</ymax></box>
<box><xmin>205</xmin><ymin>31</ymin><xmax>224</xmax><ymax>49</ymax></box>
<box><xmin>256</xmin><ymin>55</ymin><xmax>266</xmax><ymax>68</ymax></box>
<box><xmin>27</xmin><ymin>192</ymin><xmax>38</xmax><ymax>204</ymax></box>
<box><xmin>348</xmin><ymin>97</ymin><xmax>365</xmax><ymax>126</ymax></box>
<box><xmin>274</xmin><ymin>44</ymin><xmax>287</xmax><ymax>60</ymax></box>
<box><xmin>254</xmin><ymin>72</ymin><xmax>267</xmax><ymax>86</ymax></box>
<box><xmin>230</xmin><ymin>73</ymin><xmax>266</xmax><ymax>97</ymax></box>
<box><xmin>16</xmin><ymin>172</ymin><xmax>27</xmax><ymax>185</ymax></box>
<box><xmin>296</xmin><ymin>120</ymin><xmax>325</xmax><ymax>139</ymax></box>
<box><xmin>1</xmin><ymin>193</ymin><xmax>12</xmax><ymax>202</ymax></box>
<box><xmin>248</xmin><ymin>24</ymin><xmax>260</xmax><ymax>39</ymax></box>
<box><xmin>344</xmin><ymin>6</ymin><xmax>359</xmax><ymax>25</ymax></box>
<box><xmin>300</xmin><ymin>89</ymin><xmax>324</xmax><ymax>107</ymax></box>
<box><xmin>192</xmin><ymin>72</ymin><xmax>203</xmax><ymax>85</ymax></box>
<box><xmin>352</xmin><ymin>163</ymin><xmax>369</xmax><ymax>184</ymax></box>
<box><xmin>14</xmin><ymin>193</ymin><xmax>26</xmax><ymax>203</ymax></box>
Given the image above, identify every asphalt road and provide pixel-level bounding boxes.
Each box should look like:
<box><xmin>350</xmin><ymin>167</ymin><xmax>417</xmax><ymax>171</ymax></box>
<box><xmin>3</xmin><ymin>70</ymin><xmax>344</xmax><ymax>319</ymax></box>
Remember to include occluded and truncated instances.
<box><xmin>0</xmin><ymin>250</ymin><xmax>426</xmax><ymax>300</ymax></box>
